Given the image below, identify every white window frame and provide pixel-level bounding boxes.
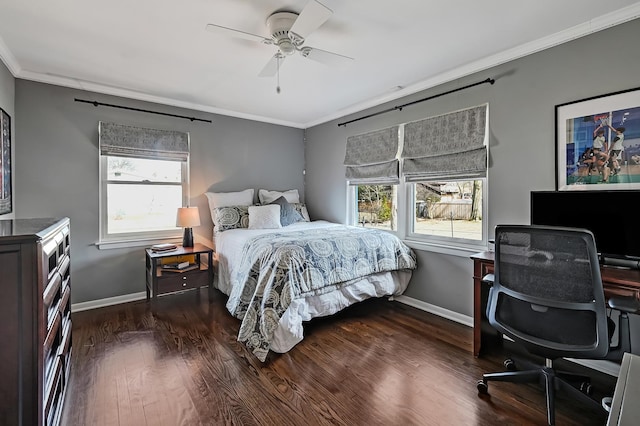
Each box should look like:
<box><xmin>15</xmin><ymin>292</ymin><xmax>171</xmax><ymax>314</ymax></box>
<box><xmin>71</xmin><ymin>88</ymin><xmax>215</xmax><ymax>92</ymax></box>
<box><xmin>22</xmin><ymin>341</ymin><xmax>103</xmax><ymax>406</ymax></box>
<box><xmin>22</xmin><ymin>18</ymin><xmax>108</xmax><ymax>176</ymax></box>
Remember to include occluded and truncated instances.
<box><xmin>98</xmin><ymin>155</ymin><xmax>189</xmax><ymax>249</ymax></box>
<box><xmin>403</xmin><ymin>178</ymin><xmax>488</xmax><ymax>254</ymax></box>
<box><xmin>346</xmin><ymin>122</ymin><xmax>488</xmax><ymax>255</ymax></box>
<box><xmin>346</xmin><ymin>182</ymin><xmax>402</xmax><ymax>233</ymax></box>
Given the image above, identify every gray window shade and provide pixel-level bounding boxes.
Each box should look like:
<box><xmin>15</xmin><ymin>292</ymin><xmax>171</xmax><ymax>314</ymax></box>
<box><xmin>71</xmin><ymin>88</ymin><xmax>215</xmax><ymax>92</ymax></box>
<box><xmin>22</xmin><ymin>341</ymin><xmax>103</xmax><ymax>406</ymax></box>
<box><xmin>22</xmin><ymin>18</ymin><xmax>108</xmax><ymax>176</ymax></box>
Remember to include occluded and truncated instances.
<box><xmin>99</xmin><ymin>122</ymin><xmax>189</xmax><ymax>161</ymax></box>
<box><xmin>401</xmin><ymin>104</ymin><xmax>487</xmax><ymax>180</ymax></box>
<box><xmin>344</xmin><ymin>125</ymin><xmax>399</xmax><ymax>183</ymax></box>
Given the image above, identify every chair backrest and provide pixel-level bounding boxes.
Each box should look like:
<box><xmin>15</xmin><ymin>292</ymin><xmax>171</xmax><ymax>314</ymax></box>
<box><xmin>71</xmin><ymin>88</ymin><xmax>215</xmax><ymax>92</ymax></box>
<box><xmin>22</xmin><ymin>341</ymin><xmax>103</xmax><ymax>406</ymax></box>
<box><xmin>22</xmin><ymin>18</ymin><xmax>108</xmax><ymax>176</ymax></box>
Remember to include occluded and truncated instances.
<box><xmin>488</xmin><ymin>225</ymin><xmax>609</xmax><ymax>359</ymax></box>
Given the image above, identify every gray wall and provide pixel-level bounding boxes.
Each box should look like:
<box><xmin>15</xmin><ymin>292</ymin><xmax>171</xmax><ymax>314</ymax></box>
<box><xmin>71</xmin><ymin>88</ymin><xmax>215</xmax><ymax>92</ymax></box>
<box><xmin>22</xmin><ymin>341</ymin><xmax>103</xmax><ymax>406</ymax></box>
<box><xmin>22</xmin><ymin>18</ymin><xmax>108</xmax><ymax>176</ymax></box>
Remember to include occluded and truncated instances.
<box><xmin>14</xmin><ymin>80</ymin><xmax>303</xmax><ymax>304</ymax></box>
<box><xmin>305</xmin><ymin>19</ymin><xmax>640</xmax><ymax>318</ymax></box>
<box><xmin>0</xmin><ymin>60</ymin><xmax>15</xmax><ymax>219</ymax></box>
<box><xmin>8</xmin><ymin>17</ymin><xmax>640</xmax><ymax>328</ymax></box>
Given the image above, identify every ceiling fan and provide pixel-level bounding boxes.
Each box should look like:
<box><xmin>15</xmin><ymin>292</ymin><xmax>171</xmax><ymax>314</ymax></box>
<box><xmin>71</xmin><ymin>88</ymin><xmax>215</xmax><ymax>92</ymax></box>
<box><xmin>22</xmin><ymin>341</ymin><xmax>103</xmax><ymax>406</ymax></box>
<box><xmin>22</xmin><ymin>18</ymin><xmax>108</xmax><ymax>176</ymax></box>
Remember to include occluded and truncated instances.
<box><xmin>205</xmin><ymin>0</ymin><xmax>353</xmax><ymax>91</ymax></box>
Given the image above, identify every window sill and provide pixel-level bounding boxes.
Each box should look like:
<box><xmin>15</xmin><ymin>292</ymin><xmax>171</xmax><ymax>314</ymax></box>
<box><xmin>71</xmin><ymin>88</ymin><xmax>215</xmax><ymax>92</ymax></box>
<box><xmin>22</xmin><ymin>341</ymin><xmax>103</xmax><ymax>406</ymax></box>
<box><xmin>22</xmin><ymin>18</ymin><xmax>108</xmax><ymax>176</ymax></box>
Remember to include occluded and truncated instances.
<box><xmin>403</xmin><ymin>239</ymin><xmax>488</xmax><ymax>258</ymax></box>
<box><xmin>97</xmin><ymin>236</ymin><xmax>182</xmax><ymax>250</ymax></box>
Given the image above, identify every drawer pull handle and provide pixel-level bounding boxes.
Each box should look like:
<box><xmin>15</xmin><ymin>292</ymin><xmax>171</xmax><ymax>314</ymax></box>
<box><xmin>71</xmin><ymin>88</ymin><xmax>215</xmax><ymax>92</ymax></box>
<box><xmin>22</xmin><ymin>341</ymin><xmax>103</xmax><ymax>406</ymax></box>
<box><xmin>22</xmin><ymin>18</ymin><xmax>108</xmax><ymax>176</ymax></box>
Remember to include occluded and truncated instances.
<box><xmin>182</xmin><ymin>283</ymin><xmax>187</xmax><ymax>287</ymax></box>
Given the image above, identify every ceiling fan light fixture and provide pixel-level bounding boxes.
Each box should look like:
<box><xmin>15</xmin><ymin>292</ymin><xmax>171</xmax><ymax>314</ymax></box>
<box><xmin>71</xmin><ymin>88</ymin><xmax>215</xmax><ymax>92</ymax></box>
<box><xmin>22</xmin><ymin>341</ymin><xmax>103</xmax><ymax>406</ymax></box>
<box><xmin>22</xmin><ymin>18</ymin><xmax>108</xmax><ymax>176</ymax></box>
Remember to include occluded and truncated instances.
<box><xmin>277</xmin><ymin>39</ymin><xmax>296</xmax><ymax>55</ymax></box>
<box><xmin>207</xmin><ymin>0</ymin><xmax>351</xmax><ymax>81</ymax></box>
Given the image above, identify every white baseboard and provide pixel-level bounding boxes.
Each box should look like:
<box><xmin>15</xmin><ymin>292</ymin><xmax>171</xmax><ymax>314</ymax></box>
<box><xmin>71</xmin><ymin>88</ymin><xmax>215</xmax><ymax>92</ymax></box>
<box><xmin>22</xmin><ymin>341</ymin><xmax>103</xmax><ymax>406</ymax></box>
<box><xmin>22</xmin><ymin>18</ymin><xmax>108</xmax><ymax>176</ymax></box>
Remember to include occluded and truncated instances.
<box><xmin>394</xmin><ymin>295</ymin><xmax>474</xmax><ymax>328</ymax></box>
<box><xmin>71</xmin><ymin>291</ymin><xmax>147</xmax><ymax>312</ymax></box>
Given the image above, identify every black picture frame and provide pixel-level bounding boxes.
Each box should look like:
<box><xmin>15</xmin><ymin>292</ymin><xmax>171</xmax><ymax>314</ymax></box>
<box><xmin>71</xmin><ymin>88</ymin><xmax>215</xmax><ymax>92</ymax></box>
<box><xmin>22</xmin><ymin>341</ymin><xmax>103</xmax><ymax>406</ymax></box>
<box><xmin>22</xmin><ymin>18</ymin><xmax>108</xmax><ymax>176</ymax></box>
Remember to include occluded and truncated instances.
<box><xmin>555</xmin><ymin>86</ymin><xmax>640</xmax><ymax>191</ymax></box>
<box><xmin>0</xmin><ymin>108</ymin><xmax>11</xmax><ymax>215</ymax></box>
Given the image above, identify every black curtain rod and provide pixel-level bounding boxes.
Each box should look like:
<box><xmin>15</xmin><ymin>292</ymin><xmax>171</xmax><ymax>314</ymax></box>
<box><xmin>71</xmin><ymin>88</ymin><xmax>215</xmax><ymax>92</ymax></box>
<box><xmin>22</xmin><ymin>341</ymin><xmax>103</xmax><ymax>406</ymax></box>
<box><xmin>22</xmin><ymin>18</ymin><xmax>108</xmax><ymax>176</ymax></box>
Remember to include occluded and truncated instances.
<box><xmin>337</xmin><ymin>77</ymin><xmax>495</xmax><ymax>127</ymax></box>
<box><xmin>74</xmin><ymin>98</ymin><xmax>212</xmax><ymax>123</ymax></box>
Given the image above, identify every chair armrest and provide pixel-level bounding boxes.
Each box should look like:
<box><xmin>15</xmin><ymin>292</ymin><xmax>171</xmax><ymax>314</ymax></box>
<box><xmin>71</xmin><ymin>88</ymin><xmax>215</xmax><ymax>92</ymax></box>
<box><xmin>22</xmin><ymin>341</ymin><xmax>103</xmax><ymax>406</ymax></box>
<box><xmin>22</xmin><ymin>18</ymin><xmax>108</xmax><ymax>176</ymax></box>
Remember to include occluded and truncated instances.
<box><xmin>608</xmin><ymin>296</ymin><xmax>640</xmax><ymax>314</ymax></box>
<box><xmin>482</xmin><ymin>273</ymin><xmax>495</xmax><ymax>287</ymax></box>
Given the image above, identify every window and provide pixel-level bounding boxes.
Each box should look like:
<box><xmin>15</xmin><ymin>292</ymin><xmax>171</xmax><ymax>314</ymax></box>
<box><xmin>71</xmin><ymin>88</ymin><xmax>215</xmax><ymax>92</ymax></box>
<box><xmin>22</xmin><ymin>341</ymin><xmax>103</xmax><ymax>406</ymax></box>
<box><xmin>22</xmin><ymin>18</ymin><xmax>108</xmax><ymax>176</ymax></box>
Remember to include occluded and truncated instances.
<box><xmin>344</xmin><ymin>125</ymin><xmax>401</xmax><ymax>233</ymax></box>
<box><xmin>102</xmin><ymin>156</ymin><xmax>187</xmax><ymax>238</ymax></box>
<box><xmin>409</xmin><ymin>179</ymin><xmax>483</xmax><ymax>242</ymax></box>
<box><xmin>98</xmin><ymin>122</ymin><xmax>190</xmax><ymax>245</ymax></box>
<box><xmin>345</xmin><ymin>105</ymin><xmax>488</xmax><ymax>251</ymax></box>
<box><xmin>352</xmin><ymin>184</ymin><xmax>397</xmax><ymax>231</ymax></box>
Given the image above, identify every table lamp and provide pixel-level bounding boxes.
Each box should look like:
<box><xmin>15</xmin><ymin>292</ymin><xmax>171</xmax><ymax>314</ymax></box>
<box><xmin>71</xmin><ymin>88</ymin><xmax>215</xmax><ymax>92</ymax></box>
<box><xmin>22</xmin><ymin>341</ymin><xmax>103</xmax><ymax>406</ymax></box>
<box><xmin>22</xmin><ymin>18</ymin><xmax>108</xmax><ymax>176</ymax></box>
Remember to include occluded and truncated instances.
<box><xmin>176</xmin><ymin>207</ymin><xmax>200</xmax><ymax>247</ymax></box>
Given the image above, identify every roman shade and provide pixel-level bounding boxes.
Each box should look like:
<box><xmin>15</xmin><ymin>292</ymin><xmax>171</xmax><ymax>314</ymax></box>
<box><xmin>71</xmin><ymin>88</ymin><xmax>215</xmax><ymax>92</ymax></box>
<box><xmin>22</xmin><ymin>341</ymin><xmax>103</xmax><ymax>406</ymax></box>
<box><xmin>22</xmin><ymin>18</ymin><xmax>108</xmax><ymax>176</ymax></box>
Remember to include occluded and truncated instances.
<box><xmin>343</xmin><ymin>125</ymin><xmax>400</xmax><ymax>184</ymax></box>
<box><xmin>99</xmin><ymin>122</ymin><xmax>189</xmax><ymax>161</ymax></box>
<box><xmin>402</xmin><ymin>104</ymin><xmax>488</xmax><ymax>181</ymax></box>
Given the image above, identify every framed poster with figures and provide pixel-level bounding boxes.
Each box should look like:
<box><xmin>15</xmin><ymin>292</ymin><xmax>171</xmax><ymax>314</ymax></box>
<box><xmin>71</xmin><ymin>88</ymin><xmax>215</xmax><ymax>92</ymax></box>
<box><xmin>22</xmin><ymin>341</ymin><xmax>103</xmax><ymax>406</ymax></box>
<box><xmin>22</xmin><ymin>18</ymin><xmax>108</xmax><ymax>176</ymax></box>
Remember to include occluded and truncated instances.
<box><xmin>555</xmin><ymin>87</ymin><xmax>640</xmax><ymax>191</ymax></box>
<box><xmin>0</xmin><ymin>108</ymin><xmax>11</xmax><ymax>215</ymax></box>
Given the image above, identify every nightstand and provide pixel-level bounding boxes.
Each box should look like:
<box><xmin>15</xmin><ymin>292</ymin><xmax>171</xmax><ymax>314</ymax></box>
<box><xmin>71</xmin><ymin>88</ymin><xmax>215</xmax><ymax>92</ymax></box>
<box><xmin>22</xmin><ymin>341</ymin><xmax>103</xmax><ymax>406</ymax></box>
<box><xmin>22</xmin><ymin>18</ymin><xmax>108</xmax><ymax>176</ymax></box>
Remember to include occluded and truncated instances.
<box><xmin>145</xmin><ymin>243</ymin><xmax>214</xmax><ymax>301</ymax></box>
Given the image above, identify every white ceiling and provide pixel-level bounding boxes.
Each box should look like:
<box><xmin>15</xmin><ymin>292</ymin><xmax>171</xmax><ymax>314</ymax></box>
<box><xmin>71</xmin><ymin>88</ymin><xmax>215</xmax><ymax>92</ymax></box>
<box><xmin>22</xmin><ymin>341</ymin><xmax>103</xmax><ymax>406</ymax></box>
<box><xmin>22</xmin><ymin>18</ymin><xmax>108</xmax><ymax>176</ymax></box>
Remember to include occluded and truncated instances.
<box><xmin>1</xmin><ymin>1</ymin><xmax>639</xmax><ymax>128</ymax></box>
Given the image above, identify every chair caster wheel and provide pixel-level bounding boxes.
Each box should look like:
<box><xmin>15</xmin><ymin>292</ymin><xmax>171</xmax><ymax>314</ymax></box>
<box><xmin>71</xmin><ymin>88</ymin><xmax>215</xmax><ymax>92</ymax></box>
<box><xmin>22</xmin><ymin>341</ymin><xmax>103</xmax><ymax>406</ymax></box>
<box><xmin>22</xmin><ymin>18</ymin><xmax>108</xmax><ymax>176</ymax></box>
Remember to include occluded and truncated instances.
<box><xmin>504</xmin><ymin>358</ymin><xmax>516</xmax><ymax>371</ymax></box>
<box><xmin>477</xmin><ymin>379</ymin><xmax>488</xmax><ymax>394</ymax></box>
<box><xmin>580</xmin><ymin>381</ymin><xmax>593</xmax><ymax>396</ymax></box>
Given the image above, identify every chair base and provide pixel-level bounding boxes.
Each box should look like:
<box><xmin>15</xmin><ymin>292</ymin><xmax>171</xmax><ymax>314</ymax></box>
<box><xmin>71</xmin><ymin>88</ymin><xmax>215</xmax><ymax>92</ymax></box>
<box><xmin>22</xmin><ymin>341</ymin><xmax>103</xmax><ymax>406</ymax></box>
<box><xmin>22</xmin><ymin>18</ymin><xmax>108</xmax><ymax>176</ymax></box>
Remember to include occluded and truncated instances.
<box><xmin>477</xmin><ymin>357</ymin><xmax>606</xmax><ymax>425</ymax></box>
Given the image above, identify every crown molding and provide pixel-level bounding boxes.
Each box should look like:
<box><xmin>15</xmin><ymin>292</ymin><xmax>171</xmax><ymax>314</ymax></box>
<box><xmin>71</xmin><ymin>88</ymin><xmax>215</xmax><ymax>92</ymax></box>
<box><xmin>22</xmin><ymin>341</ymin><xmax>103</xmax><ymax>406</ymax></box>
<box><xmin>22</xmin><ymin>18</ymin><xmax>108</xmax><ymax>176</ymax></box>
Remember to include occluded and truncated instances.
<box><xmin>0</xmin><ymin>36</ymin><xmax>20</xmax><ymax>76</ymax></box>
<box><xmin>16</xmin><ymin>69</ymin><xmax>305</xmax><ymax>128</ymax></box>
<box><xmin>302</xmin><ymin>4</ymin><xmax>640</xmax><ymax>128</ymax></box>
<box><xmin>2</xmin><ymin>4</ymin><xmax>639</xmax><ymax>130</ymax></box>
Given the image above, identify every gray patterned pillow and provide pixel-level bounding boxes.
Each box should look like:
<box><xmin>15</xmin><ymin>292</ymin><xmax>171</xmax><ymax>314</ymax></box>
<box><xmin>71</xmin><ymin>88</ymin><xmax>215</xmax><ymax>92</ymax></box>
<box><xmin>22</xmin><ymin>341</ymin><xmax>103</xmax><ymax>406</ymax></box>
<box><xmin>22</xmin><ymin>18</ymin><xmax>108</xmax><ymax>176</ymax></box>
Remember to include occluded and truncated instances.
<box><xmin>269</xmin><ymin>196</ymin><xmax>303</xmax><ymax>226</ymax></box>
<box><xmin>212</xmin><ymin>205</ymin><xmax>250</xmax><ymax>232</ymax></box>
<box><xmin>291</xmin><ymin>203</ymin><xmax>310</xmax><ymax>222</ymax></box>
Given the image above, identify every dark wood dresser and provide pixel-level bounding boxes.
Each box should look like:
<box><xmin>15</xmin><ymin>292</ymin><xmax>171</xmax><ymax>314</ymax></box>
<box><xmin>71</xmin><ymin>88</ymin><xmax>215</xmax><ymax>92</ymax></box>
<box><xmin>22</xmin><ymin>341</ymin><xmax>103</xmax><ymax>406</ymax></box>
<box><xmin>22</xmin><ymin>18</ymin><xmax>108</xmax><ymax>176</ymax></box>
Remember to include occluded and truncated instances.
<box><xmin>0</xmin><ymin>217</ymin><xmax>71</xmax><ymax>426</ymax></box>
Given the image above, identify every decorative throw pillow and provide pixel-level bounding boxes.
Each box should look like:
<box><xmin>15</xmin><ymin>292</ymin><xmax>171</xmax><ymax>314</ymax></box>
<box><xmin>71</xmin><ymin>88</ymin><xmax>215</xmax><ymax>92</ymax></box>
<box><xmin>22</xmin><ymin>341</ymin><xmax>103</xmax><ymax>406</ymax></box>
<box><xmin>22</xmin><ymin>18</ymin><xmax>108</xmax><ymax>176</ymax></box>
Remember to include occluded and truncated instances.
<box><xmin>258</xmin><ymin>189</ymin><xmax>300</xmax><ymax>204</ymax></box>
<box><xmin>270</xmin><ymin>196</ymin><xmax>303</xmax><ymax>226</ymax></box>
<box><xmin>291</xmin><ymin>203</ymin><xmax>310</xmax><ymax>222</ymax></box>
<box><xmin>212</xmin><ymin>205</ymin><xmax>250</xmax><ymax>233</ymax></box>
<box><xmin>248</xmin><ymin>205</ymin><xmax>282</xmax><ymax>229</ymax></box>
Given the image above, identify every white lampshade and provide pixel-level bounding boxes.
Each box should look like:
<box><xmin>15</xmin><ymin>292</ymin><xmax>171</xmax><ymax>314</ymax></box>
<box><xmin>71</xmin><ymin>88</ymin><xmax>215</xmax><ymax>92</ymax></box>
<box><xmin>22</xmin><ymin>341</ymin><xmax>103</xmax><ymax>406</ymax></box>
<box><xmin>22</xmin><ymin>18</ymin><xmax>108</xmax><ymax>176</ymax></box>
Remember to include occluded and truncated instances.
<box><xmin>176</xmin><ymin>207</ymin><xmax>201</xmax><ymax>228</ymax></box>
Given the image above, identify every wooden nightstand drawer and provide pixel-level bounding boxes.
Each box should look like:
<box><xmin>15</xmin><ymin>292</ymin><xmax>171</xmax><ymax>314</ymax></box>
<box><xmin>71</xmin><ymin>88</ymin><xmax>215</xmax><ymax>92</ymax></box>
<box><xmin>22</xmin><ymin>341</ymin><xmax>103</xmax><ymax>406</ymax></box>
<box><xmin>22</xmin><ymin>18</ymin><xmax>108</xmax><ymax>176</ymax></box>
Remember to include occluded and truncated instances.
<box><xmin>157</xmin><ymin>269</ymin><xmax>209</xmax><ymax>295</ymax></box>
<box><xmin>145</xmin><ymin>243</ymin><xmax>214</xmax><ymax>302</ymax></box>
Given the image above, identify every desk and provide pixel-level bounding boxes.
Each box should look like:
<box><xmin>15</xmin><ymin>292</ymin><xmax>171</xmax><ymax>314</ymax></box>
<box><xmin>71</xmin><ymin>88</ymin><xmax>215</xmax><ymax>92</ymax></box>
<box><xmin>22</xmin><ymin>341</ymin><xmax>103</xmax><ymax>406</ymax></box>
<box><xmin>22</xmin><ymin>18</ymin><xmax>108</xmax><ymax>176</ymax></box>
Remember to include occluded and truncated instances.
<box><xmin>470</xmin><ymin>251</ymin><xmax>640</xmax><ymax>357</ymax></box>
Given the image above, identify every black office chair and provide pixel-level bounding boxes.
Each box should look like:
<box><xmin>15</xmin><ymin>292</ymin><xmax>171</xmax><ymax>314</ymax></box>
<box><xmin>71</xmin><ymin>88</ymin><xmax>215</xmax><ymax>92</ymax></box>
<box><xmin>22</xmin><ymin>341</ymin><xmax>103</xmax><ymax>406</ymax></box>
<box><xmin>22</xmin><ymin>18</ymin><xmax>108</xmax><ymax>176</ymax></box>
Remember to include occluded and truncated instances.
<box><xmin>476</xmin><ymin>225</ymin><xmax>640</xmax><ymax>425</ymax></box>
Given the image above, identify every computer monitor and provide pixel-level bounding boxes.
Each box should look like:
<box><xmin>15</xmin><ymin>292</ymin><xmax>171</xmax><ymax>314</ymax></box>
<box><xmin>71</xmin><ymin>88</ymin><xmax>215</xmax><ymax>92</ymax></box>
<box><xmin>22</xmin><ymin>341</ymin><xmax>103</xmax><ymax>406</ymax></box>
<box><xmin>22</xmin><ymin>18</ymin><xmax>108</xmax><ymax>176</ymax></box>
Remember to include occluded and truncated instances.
<box><xmin>530</xmin><ymin>190</ymin><xmax>640</xmax><ymax>267</ymax></box>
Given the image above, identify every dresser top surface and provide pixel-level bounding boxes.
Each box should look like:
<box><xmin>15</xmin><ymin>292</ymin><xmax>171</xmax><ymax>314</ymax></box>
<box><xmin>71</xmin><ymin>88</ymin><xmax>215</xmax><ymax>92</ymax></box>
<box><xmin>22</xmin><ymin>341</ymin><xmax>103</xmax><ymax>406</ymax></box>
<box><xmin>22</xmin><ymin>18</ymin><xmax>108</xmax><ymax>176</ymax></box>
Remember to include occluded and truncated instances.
<box><xmin>0</xmin><ymin>217</ymin><xmax>69</xmax><ymax>240</ymax></box>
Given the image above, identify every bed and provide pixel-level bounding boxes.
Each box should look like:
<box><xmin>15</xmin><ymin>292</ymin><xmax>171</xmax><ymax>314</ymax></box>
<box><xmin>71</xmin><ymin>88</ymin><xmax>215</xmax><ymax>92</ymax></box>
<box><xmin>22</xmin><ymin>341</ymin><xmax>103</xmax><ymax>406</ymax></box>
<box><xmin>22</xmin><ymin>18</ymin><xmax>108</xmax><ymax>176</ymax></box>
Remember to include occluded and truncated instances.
<box><xmin>206</xmin><ymin>189</ymin><xmax>417</xmax><ymax>361</ymax></box>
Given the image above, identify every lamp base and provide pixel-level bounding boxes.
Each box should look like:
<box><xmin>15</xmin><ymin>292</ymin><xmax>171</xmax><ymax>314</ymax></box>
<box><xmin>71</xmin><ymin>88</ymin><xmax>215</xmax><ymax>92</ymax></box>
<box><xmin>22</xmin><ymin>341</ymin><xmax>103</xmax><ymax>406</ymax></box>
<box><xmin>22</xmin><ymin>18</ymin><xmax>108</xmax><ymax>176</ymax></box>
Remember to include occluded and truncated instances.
<box><xmin>182</xmin><ymin>228</ymin><xmax>194</xmax><ymax>247</ymax></box>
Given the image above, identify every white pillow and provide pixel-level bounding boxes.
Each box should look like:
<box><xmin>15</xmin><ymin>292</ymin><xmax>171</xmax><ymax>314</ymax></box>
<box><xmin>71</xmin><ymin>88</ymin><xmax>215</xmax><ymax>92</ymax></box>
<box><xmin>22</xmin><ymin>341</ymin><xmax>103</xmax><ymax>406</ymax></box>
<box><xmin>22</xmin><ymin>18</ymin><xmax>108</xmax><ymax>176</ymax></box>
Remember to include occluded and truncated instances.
<box><xmin>205</xmin><ymin>188</ymin><xmax>254</xmax><ymax>208</ymax></box>
<box><xmin>258</xmin><ymin>189</ymin><xmax>300</xmax><ymax>204</ymax></box>
<box><xmin>248</xmin><ymin>205</ymin><xmax>282</xmax><ymax>229</ymax></box>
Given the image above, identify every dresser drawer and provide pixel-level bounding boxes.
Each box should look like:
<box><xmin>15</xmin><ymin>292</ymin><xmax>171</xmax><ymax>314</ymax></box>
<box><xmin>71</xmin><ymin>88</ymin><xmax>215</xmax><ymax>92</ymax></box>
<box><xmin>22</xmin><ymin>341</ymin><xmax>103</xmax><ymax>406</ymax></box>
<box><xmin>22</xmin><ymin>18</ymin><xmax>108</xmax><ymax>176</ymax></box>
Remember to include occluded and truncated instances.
<box><xmin>59</xmin><ymin>284</ymin><xmax>71</xmax><ymax>317</ymax></box>
<box><xmin>157</xmin><ymin>269</ymin><xmax>209</xmax><ymax>295</ymax></box>
<box><xmin>44</xmin><ymin>355</ymin><xmax>63</xmax><ymax>426</ymax></box>
<box><xmin>44</xmin><ymin>272</ymin><xmax>62</xmax><ymax>326</ymax></box>
<box><xmin>44</xmin><ymin>313</ymin><xmax>62</xmax><ymax>381</ymax></box>
<box><xmin>59</xmin><ymin>318</ymin><xmax>72</xmax><ymax>384</ymax></box>
<box><xmin>59</xmin><ymin>254</ymin><xmax>70</xmax><ymax>287</ymax></box>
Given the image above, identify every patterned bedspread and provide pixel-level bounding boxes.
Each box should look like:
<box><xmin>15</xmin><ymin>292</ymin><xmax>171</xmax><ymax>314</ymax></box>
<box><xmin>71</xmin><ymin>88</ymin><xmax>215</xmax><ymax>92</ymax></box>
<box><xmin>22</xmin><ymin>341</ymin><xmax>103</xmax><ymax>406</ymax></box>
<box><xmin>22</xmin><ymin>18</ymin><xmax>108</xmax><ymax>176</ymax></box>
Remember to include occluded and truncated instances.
<box><xmin>226</xmin><ymin>224</ymin><xmax>417</xmax><ymax>361</ymax></box>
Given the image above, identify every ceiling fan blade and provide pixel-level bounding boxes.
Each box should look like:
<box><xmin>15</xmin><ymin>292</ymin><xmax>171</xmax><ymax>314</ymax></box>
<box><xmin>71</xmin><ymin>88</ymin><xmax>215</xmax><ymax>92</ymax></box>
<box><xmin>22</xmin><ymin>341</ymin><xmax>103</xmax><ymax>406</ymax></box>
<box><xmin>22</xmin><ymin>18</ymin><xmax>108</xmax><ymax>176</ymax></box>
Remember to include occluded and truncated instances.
<box><xmin>303</xmin><ymin>47</ymin><xmax>354</xmax><ymax>66</ymax></box>
<box><xmin>289</xmin><ymin>0</ymin><xmax>332</xmax><ymax>40</ymax></box>
<box><xmin>205</xmin><ymin>23</ymin><xmax>271</xmax><ymax>44</ymax></box>
<box><xmin>258</xmin><ymin>54</ymin><xmax>286</xmax><ymax>77</ymax></box>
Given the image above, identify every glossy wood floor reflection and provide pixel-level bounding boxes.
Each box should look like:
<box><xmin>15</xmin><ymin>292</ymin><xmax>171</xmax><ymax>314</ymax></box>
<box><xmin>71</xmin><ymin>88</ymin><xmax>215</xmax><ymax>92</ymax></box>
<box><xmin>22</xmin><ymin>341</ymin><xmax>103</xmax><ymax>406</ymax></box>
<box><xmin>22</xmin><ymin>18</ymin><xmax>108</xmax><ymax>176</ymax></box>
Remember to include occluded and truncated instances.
<box><xmin>61</xmin><ymin>289</ymin><xmax>614</xmax><ymax>426</ymax></box>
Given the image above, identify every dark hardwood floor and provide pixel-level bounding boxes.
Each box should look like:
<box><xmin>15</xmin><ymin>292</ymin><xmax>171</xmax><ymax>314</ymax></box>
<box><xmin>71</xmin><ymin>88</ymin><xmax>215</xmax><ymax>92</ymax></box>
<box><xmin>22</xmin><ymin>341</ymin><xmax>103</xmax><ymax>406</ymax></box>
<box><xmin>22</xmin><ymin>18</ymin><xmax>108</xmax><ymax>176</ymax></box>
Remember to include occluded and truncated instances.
<box><xmin>61</xmin><ymin>289</ymin><xmax>615</xmax><ymax>426</ymax></box>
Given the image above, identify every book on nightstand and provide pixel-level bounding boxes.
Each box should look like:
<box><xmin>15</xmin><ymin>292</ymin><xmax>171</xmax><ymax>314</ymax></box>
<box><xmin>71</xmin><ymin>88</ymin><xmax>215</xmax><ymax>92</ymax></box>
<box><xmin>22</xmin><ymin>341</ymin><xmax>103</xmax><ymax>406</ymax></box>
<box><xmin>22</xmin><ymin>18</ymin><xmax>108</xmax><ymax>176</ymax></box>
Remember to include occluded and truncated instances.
<box><xmin>161</xmin><ymin>263</ymin><xmax>198</xmax><ymax>273</ymax></box>
<box><xmin>151</xmin><ymin>243</ymin><xmax>177</xmax><ymax>253</ymax></box>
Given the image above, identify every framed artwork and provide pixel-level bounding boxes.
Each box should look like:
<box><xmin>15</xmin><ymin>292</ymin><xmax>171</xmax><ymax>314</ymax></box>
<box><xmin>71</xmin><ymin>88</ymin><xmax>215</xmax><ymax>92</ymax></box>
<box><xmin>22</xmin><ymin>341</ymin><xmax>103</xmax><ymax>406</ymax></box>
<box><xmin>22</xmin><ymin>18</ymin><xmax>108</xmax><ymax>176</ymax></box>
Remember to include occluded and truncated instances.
<box><xmin>0</xmin><ymin>108</ymin><xmax>11</xmax><ymax>214</ymax></box>
<box><xmin>555</xmin><ymin>86</ymin><xmax>640</xmax><ymax>191</ymax></box>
